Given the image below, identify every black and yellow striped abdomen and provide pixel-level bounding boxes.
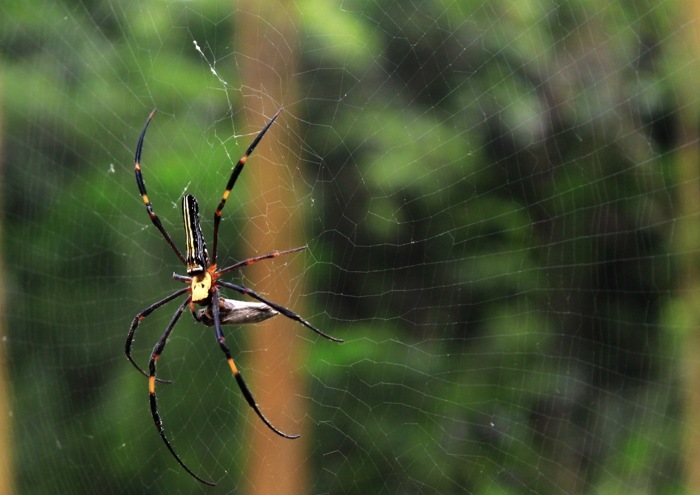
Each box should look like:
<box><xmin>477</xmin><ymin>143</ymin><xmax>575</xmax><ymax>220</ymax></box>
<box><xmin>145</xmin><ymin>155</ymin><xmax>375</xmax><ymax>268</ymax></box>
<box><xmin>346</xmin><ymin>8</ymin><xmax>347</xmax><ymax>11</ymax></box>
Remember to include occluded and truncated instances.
<box><xmin>182</xmin><ymin>194</ymin><xmax>209</xmax><ymax>275</ymax></box>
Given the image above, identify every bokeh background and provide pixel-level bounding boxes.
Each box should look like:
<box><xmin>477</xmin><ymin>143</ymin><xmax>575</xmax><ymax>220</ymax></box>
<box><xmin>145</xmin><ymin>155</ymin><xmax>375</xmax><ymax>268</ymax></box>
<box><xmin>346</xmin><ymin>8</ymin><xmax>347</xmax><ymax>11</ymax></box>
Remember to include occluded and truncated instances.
<box><xmin>1</xmin><ymin>0</ymin><xmax>699</xmax><ymax>493</ymax></box>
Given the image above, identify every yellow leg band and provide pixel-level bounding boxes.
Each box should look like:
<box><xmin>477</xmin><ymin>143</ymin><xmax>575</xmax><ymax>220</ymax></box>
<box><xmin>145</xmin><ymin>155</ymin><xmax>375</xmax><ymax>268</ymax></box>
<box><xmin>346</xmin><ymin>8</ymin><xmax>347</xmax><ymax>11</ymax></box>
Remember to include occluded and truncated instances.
<box><xmin>227</xmin><ymin>358</ymin><xmax>239</xmax><ymax>375</ymax></box>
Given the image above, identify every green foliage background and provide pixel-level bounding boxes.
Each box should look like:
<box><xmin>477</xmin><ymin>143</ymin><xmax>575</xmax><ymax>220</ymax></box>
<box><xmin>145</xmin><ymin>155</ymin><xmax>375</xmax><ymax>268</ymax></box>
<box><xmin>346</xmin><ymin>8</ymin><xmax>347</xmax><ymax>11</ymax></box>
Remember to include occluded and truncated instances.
<box><xmin>0</xmin><ymin>0</ymin><xmax>691</xmax><ymax>493</ymax></box>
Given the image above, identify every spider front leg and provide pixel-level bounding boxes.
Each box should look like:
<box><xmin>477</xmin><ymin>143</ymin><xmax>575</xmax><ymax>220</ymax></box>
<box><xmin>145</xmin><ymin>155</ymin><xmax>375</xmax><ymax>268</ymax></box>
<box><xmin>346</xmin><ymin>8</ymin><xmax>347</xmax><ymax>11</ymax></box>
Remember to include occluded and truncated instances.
<box><xmin>148</xmin><ymin>296</ymin><xmax>216</xmax><ymax>486</ymax></box>
<box><xmin>211</xmin><ymin>109</ymin><xmax>282</xmax><ymax>266</ymax></box>
<box><xmin>134</xmin><ymin>109</ymin><xmax>187</xmax><ymax>266</ymax></box>
<box><xmin>210</xmin><ymin>288</ymin><xmax>300</xmax><ymax>439</ymax></box>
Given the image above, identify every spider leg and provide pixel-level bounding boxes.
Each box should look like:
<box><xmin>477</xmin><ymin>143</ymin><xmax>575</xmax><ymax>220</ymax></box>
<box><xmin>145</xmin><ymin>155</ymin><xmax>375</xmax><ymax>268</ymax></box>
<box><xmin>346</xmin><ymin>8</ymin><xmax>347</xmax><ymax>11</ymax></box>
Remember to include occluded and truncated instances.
<box><xmin>125</xmin><ymin>287</ymin><xmax>190</xmax><ymax>383</ymax></box>
<box><xmin>211</xmin><ymin>288</ymin><xmax>300</xmax><ymax>440</ymax></box>
<box><xmin>217</xmin><ymin>280</ymin><xmax>343</xmax><ymax>343</ymax></box>
<box><xmin>211</xmin><ymin>109</ymin><xmax>283</xmax><ymax>265</ymax></box>
<box><xmin>216</xmin><ymin>245</ymin><xmax>307</xmax><ymax>278</ymax></box>
<box><xmin>134</xmin><ymin>109</ymin><xmax>187</xmax><ymax>266</ymax></box>
<box><xmin>148</xmin><ymin>296</ymin><xmax>216</xmax><ymax>486</ymax></box>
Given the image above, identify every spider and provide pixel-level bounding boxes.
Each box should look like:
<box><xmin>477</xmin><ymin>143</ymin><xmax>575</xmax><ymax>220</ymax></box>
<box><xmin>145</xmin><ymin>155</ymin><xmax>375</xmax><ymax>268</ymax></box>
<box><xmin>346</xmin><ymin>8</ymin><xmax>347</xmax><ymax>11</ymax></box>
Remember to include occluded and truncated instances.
<box><xmin>125</xmin><ymin>108</ymin><xmax>342</xmax><ymax>486</ymax></box>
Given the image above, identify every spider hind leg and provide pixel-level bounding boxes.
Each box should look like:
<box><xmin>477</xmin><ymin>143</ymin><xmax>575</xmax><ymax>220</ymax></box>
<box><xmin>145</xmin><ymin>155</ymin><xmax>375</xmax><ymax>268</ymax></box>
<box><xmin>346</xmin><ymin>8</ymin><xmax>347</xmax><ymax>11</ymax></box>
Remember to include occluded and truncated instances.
<box><xmin>211</xmin><ymin>288</ymin><xmax>300</xmax><ymax>440</ymax></box>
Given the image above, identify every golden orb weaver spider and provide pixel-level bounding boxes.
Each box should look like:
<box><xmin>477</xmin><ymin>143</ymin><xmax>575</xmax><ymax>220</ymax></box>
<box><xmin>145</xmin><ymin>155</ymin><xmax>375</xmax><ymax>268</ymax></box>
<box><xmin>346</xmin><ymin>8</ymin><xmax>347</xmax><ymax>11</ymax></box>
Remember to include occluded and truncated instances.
<box><xmin>125</xmin><ymin>109</ymin><xmax>342</xmax><ymax>486</ymax></box>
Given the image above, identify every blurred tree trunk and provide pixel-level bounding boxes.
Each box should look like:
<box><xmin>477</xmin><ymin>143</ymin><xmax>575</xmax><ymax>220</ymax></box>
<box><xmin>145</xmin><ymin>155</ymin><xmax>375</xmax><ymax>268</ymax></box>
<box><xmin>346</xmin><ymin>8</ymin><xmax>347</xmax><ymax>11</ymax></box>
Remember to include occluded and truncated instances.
<box><xmin>0</xmin><ymin>70</ymin><xmax>15</xmax><ymax>494</ymax></box>
<box><xmin>235</xmin><ymin>3</ymin><xmax>308</xmax><ymax>495</ymax></box>
<box><xmin>678</xmin><ymin>0</ymin><xmax>700</xmax><ymax>490</ymax></box>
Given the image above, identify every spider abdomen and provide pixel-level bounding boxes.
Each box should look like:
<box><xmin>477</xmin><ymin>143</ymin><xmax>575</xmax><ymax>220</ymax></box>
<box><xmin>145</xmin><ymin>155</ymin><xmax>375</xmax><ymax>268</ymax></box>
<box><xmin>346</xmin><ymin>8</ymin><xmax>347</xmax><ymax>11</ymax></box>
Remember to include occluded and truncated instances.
<box><xmin>182</xmin><ymin>194</ymin><xmax>209</xmax><ymax>274</ymax></box>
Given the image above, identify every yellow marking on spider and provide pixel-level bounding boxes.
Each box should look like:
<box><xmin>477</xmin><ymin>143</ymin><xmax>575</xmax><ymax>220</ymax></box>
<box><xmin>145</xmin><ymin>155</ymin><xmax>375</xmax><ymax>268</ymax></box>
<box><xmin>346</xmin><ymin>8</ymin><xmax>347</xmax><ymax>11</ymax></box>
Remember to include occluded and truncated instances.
<box><xmin>227</xmin><ymin>358</ymin><xmax>239</xmax><ymax>375</ymax></box>
<box><xmin>141</xmin><ymin>194</ymin><xmax>150</xmax><ymax>204</ymax></box>
<box><xmin>149</xmin><ymin>375</ymin><xmax>156</xmax><ymax>394</ymax></box>
<box><xmin>183</xmin><ymin>205</ymin><xmax>196</xmax><ymax>262</ymax></box>
<box><xmin>190</xmin><ymin>272</ymin><xmax>212</xmax><ymax>303</ymax></box>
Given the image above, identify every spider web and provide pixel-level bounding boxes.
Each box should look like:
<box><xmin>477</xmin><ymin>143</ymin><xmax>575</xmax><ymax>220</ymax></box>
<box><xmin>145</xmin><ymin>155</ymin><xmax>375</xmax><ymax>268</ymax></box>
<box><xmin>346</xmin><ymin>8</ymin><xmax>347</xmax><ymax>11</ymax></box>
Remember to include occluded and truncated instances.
<box><xmin>1</xmin><ymin>0</ymin><xmax>696</xmax><ymax>493</ymax></box>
